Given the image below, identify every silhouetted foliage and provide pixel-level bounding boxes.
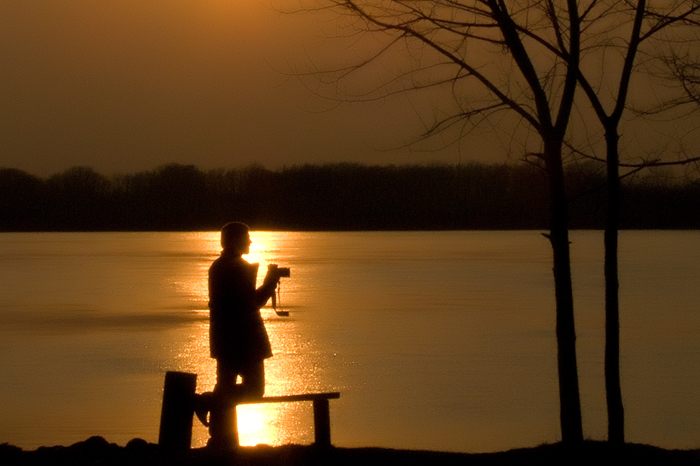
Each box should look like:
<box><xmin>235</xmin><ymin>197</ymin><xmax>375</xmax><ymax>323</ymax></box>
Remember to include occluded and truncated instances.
<box><xmin>0</xmin><ymin>163</ymin><xmax>697</xmax><ymax>231</ymax></box>
<box><xmin>44</xmin><ymin>167</ymin><xmax>112</xmax><ymax>231</ymax></box>
<box><xmin>0</xmin><ymin>168</ymin><xmax>45</xmax><ymax>230</ymax></box>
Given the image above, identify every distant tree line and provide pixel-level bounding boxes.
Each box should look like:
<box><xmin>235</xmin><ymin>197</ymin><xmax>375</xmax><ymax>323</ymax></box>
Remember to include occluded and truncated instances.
<box><xmin>1</xmin><ymin>163</ymin><xmax>698</xmax><ymax>231</ymax></box>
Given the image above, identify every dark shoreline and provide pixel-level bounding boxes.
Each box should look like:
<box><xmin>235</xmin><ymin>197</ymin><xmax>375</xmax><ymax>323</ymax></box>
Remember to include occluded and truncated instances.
<box><xmin>2</xmin><ymin>437</ymin><xmax>699</xmax><ymax>466</ymax></box>
<box><xmin>4</xmin><ymin>163</ymin><xmax>700</xmax><ymax>232</ymax></box>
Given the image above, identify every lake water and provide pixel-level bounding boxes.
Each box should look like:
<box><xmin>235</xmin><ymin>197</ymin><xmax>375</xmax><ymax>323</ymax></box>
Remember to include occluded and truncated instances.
<box><xmin>0</xmin><ymin>231</ymin><xmax>699</xmax><ymax>452</ymax></box>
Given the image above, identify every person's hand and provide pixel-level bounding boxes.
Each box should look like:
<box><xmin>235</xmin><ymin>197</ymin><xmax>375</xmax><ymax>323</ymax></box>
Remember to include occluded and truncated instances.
<box><xmin>262</xmin><ymin>265</ymin><xmax>282</xmax><ymax>289</ymax></box>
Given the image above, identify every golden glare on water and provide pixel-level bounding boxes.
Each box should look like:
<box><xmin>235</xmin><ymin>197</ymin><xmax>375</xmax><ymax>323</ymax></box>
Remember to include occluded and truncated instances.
<box><xmin>4</xmin><ymin>231</ymin><xmax>700</xmax><ymax>452</ymax></box>
<box><xmin>173</xmin><ymin>231</ymin><xmax>319</xmax><ymax>448</ymax></box>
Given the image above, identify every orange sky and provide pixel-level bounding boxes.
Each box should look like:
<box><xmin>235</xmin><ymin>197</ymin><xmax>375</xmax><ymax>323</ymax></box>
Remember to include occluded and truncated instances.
<box><xmin>2</xmin><ymin>1</ymin><xmax>698</xmax><ymax>177</ymax></box>
<box><xmin>0</xmin><ymin>0</ymin><xmax>481</xmax><ymax>176</ymax></box>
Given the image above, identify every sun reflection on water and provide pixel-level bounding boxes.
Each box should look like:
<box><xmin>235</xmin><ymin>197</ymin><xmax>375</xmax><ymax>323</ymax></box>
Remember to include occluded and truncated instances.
<box><xmin>173</xmin><ymin>231</ymin><xmax>319</xmax><ymax>448</ymax></box>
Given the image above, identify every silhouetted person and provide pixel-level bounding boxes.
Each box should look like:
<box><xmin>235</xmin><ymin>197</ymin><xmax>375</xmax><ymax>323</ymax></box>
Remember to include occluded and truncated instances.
<box><xmin>199</xmin><ymin>222</ymin><xmax>282</xmax><ymax>447</ymax></box>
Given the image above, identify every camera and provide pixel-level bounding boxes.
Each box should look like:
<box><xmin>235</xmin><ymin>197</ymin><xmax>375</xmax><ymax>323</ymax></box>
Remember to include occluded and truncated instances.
<box><xmin>268</xmin><ymin>263</ymin><xmax>291</xmax><ymax>278</ymax></box>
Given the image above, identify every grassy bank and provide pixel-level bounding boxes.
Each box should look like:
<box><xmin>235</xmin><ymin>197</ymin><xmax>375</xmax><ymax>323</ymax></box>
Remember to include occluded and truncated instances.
<box><xmin>2</xmin><ymin>436</ymin><xmax>699</xmax><ymax>466</ymax></box>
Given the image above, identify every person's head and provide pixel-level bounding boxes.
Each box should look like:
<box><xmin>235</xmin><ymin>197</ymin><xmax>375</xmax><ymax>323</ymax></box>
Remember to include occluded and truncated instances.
<box><xmin>220</xmin><ymin>222</ymin><xmax>251</xmax><ymax>255</ymax></box>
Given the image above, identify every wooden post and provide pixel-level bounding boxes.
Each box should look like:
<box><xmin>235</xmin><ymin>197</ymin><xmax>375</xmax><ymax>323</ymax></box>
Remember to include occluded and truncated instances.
<box><xmin>158</xmin><ymin>371</ymin><xmax>197</xmax><ymax>450</ymax></box>
<box><xmin>312</xmin><ymin>397</ymin><xmax>331</xmax><ymax>447</ymax></box>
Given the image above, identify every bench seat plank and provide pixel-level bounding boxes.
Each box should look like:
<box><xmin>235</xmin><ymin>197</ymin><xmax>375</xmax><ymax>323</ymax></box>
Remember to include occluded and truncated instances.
<box><xmin>238</xmin><ymin>392</ymin><xmax>340</xmax><ymax>404</ymax></box>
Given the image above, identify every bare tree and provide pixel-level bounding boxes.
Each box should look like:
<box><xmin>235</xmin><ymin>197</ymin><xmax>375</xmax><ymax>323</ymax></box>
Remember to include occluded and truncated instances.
<box><xmin>308</xmin><ymin>0</ymin><xmax>586</xmax><ymax>443</ymax></box>
<box><xmin>306</xmin><ymin>0</ymin><xmax>700</xmax><ymax>446</ymax></box>
<box><xmin>566</xmin><ymin>0</ymin><xmax>700</xmax><ymax>443</ymax></box>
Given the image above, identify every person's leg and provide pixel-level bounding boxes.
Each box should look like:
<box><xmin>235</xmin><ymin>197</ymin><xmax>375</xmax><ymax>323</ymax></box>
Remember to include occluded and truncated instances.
<box><xmin>238</xmin><ymin>359</ymin><xmax>265</xmax><ymax>398</ymax></box>
<box><xmin>208</xmin><ymin>360</ymin><xmax>241</xmax><ymax>448</ymax></box>
<box><xmin>215</xmin><ymin>361</ymin><xmax>238</xmax><ymax>396</ymax></box>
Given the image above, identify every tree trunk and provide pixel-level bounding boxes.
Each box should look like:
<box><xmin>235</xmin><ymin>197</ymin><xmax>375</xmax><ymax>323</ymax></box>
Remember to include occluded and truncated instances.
<box><xmin>545</xmin><ymin>139</ymin><xmax>584</xmax><ymax>444</ymax></box>
<box><xmin>605</xmin><ymin>129</ymin><xmax>625</xmax><ymax>443</ymax></box>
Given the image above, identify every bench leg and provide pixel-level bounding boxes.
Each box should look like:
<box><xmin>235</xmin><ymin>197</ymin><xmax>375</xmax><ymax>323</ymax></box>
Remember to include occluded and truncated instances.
<box><xmin>312</xmin><ymin>398</ymin><xmax>331</xmax><ymax>446</ymax></box>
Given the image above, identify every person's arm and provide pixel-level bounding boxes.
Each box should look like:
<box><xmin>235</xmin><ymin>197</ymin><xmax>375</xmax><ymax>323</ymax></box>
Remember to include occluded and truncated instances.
<box><xmin>254</xmin><ymin>268</ymin><xmax>280</xmax><ymax>307</ymax></box>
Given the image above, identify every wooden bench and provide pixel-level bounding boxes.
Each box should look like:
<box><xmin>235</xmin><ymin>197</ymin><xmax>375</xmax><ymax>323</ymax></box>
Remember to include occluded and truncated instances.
<box><xmin>237</xmin><ymin>392</ymin><xmax>340</xmax><ymax>447</ymax></box>
<box><xmin>158</xmin><ymin>371</ymin><xmax>340</xmax><ymax>450</ymax></box>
